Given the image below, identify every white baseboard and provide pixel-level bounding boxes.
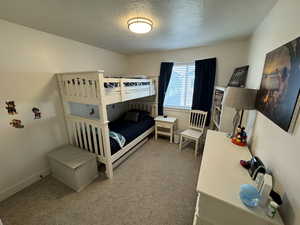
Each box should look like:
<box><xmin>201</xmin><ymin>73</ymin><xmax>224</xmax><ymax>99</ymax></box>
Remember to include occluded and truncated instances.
<box><xmin>0</xmin><ymin>168</ymin><xmax>50</xmax><ymax>202</ymax></box>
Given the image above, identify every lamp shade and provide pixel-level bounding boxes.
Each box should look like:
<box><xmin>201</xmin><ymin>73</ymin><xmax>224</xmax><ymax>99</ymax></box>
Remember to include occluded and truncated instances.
<box><xmin>223</xmin><ymin>87</ymin><xmax>257</xmax><ymax>110</ymax></box>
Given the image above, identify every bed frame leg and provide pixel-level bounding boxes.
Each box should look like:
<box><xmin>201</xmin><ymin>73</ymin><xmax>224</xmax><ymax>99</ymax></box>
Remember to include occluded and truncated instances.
<box><xmin>106</xmin><ymin>161</ymin><xmax>113</xmax><ymax>179</ymax></box>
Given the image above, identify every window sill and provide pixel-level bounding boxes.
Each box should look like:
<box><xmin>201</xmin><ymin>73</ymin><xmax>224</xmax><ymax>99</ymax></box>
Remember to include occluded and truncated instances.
<box><xmin>164</xmin><ymin>106</ymin><xmax>191</xmax><ymax>113</ymax></box>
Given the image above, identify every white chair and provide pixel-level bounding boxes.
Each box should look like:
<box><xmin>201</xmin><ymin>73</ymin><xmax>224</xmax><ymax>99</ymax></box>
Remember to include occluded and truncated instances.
<box><xmin>179</xmin><ymin>110</ymin><xmax>207</xmax><ymax>157</ymax></box>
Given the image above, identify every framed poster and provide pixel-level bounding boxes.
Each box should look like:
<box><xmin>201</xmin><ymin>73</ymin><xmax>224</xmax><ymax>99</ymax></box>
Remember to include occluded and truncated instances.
<box><xmin>255</xmin><ymin>37</ymin><xmax>300</xmax><ymax>133</ymax></box>
<box><xmin>227</xmin><ymin>66</ymin><xmax>249</xmax><ymax>88</ymax></box>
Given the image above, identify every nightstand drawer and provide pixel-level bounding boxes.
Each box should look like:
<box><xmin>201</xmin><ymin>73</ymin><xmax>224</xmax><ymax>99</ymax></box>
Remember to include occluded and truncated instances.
<box><xmin>156</xmin><ymin>122</ymin><xmax>172</xmax><ymax>129</ymax></box>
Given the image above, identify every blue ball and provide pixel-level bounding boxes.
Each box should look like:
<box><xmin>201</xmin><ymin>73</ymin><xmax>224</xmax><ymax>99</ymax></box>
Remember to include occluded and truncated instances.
<box><xmin>240</xmin><ymin>184</ymin><xmax>261</xmax><ymax>207</ymax></box>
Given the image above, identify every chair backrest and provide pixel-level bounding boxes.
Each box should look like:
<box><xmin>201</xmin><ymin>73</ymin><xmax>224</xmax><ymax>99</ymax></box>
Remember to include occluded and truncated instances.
<box><xmin>189</xmin><ymin>110</ymin><xmax>207</xmax><ymax>131</ymax></box>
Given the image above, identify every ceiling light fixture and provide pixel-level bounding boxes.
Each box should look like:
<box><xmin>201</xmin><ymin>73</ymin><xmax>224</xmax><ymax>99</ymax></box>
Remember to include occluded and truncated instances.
<box><xmin>128</xmin><ymin>17</ymin><xmax>153</xmax><ymax>34</ymax></box>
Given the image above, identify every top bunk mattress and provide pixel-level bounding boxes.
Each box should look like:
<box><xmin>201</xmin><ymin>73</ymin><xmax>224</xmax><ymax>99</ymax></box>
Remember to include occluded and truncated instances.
<box><xmin>109</xmin><ymin>115</ymin><xmax>154</xmax><ymax>155</ymax></box>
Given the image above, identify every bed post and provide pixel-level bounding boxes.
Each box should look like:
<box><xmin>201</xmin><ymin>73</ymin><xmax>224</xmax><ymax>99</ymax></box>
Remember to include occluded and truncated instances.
<box><xmin>56</xmin><ymin>74</ymin><xmax>73</xmax><ymax>145</ymax></box>
<box><xmin>97</xmin><ymin>71</ymin><xmax>114</xmax><ymax>178</ymax></box>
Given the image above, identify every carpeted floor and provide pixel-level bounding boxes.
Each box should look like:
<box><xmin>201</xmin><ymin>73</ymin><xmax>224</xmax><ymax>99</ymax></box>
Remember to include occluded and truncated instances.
<box><xmin>0</xmin><ymin>138</ymin><xmax>202</xmax><ymax>225</ymax></box>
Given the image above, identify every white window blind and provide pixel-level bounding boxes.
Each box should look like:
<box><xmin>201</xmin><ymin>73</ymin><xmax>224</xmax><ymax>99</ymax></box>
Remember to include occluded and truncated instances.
<box><xmin>163</xmin><ymin>63</ymin><xmax>195</xmax><ymax>109</ymax></box>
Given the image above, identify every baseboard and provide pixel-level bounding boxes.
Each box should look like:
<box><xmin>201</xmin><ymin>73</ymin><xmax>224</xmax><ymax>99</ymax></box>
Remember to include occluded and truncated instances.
<box><xmin>0</xmin><ymin>168</ymin><xmax>50</xmax><ymax>202</ymax></box>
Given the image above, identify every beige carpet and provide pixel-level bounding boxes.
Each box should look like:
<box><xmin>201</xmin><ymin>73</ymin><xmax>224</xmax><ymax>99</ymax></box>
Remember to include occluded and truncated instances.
<box><xmin>0</xmin><ymin>138</ymin><xmax>202</xmax><ymax>225</ymax></box>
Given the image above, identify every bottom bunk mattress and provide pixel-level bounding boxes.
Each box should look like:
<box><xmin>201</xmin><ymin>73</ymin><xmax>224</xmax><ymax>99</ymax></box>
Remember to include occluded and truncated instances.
<box><xmin>109</xmin><ymin>115</ymin><xmax>154</xmax><ymax>155</ymax></box>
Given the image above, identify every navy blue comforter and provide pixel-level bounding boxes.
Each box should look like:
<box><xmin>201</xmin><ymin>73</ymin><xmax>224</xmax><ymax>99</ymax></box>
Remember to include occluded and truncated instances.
<box><xmin>109</xmin><ymin>115</ymin><xmax>154</xmax><ymax>155</ymax></box>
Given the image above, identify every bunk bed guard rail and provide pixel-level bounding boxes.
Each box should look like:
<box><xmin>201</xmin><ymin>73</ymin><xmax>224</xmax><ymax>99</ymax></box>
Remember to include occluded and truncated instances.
<box><xmin>57</xmin><ymin>72</ymin><xmax>156</xmax><ymax>105</ymax></box>
<box><xmin>65</xmin><ymin>114</ymin><xmax>107</xmax><ymax>163</ymax></box>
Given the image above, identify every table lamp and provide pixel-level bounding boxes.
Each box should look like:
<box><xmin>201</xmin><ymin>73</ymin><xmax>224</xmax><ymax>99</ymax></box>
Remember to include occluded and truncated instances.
<box><xmin>222</xmin><ymin>87</ymin><xmax>257</xmax><ymax>138</ymax></box>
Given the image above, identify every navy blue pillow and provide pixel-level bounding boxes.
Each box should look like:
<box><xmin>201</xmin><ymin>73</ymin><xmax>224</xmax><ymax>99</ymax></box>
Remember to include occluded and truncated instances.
<box><xmin>124</xmin><ymin>111</ymin><xmax>140</xmax><ymax>122</ymax></box>
<box><xmin>129</xmin><ymin>109</ymin><xmax>150</xmax><ymax>121</ymax></box>
<box><xmin>139</xmin><ymin>111</ymin><xmax>150</xmax><ymax>121</ymax></box>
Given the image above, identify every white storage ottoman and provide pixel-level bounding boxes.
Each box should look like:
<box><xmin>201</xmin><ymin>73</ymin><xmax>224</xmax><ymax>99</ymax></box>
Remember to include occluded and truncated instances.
<box><xmin>47</xmin><ymin>145</ymin><xmax>98</xmax><ymax>192</ymax></box>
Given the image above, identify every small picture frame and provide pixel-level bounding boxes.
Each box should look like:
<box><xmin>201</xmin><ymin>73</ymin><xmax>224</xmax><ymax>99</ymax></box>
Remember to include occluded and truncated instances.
<box><xmin>228</xmin><ymin>66</ymin><xmax>249</xmax><ymax>88</ymax></box>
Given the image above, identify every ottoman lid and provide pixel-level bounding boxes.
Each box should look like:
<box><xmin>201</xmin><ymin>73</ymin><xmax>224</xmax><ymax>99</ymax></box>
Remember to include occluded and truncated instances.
<box><xmin>47</xmin><ymin>145</ymin><xmax>96</xmax><ymax>169</ymax></box>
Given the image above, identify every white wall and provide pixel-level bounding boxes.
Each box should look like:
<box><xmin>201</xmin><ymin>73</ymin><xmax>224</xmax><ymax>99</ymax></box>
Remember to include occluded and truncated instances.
<box><xmin>0</xmin><ymin>19</ymin><xmax>128</xmax><ymax>201</ymax></box>
<box><xmin>128</xmin><ymin>40</ymin><xmax>249</xmax><ymax>86</ymax></box>
<box><xmin>128</xmin><ymin>40</ymin><xmax>249</xmax><ymax>130</ymax></box>
<box><xmin>246</xmin><ymin>0</ymin><xmax>300</xmax><ymax>224</ymax></box>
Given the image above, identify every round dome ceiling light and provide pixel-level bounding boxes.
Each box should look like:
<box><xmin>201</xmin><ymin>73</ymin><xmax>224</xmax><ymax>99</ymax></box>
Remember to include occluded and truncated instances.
<box><xmin>128</xmin><ymin>17</ymin><xmax>153</xmax><ymax>34</ymax></box>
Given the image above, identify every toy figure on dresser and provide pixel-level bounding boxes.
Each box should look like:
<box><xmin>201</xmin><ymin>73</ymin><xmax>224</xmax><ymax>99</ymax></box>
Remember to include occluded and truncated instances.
<box><xmin>232</xmin><ymin>126</ymin><xmax>247</xmax><ymax>146</ymax></box>
<box><xmin>5</xmin><ymin>101</ymin><xmax>17</xmax><ymax>115</ymax></box>
<box><xmin>10</xmin><ymin>119</ymin><xmax>24</xmax><ymax>128</ymax></box>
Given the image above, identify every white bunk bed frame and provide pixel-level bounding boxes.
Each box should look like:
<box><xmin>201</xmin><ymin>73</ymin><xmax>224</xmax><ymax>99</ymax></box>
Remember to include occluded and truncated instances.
<box><xmin>56</xmin><ymin>70</ymin><xmax>158</xmax><ymax>178</ymax></box>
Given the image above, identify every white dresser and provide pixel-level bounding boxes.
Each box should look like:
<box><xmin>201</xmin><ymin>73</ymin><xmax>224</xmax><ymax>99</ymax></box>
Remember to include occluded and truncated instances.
<box><xmin>194</xmin><ymin>130</ymin><xmax>284</xmax><ymax>225</ymax></box>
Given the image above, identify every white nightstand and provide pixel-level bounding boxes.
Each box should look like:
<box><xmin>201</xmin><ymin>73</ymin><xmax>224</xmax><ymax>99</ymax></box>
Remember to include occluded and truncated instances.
<box><xmin>154</xmin><ymin>116</ymin><xmax>177</xmax><ymax>143</ymax></box>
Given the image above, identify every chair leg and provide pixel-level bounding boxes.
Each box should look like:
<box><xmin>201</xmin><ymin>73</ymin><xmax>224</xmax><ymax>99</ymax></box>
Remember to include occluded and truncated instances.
<box><xmin>179</xmin><ymin>135</ymin><xmax>183</xmax><ymax>152</ymax></box>
<box><xmin>195</xmin><ymin>140</ymin><xmax>199</xmax><ymax>158</ymax></box>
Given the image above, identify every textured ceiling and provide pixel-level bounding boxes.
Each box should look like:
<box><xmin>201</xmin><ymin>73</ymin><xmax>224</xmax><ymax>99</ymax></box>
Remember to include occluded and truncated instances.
<box><xmin>0</xmin><ymin>0</ymin><xmax>277</xmax><ymax>54</ymax></box>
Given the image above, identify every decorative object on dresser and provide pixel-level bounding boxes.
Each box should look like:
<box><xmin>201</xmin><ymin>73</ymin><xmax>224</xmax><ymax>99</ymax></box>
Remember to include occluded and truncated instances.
<box><xmin>56</xmin><ymin>70</ymin><xmax>158</xmax><ymax>179</ymax></box>
<box><xmin>193</xmin><ymin>130</ymin><xmax>284</xmax><ymax>225</ymax></box>
<box><xmin>227</xmin><ymin>65</ymin><xmax>249</xmax><ymax>88</ymax></box>
<box><xmin>154</xmin><ymin>116</ymin><xmax>177</xmax><ymax>143</ymax></box>
<box><xmin>47</xmin><ymin>145</ymin><xmax>98</xmax><ymax>192</ymax></box>
<box><xmin>179</xmin><ymin>110</ymin><xmax>207</xmax><ymax>158</ymax></box>
<box><xmin>231</xmin><ymin>126</ymin><xmax>248</xmax><ymax>146</ymax></box>
<box><xmin>222</xmin><ymin>87</ymin><xmax>257</xmax><ymax>138</ymax></box>
<box><xmin>256</xmin><ymin>36</ymin><xmax>300</xmax><ymax>133</ymax></box>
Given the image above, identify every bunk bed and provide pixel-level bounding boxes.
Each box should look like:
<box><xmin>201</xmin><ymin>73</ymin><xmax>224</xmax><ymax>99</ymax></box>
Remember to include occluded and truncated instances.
<box><xmin>56</xmin><ymin>70</ymin><xmax>157</xmax><ymax>178</ymax></box>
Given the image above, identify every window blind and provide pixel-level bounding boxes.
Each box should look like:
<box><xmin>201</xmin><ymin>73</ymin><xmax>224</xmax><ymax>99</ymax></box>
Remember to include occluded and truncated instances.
<box><xmin>163</xmin><ymin>63</ymin><xmax>195</xmax><ymax>109</ymax></box>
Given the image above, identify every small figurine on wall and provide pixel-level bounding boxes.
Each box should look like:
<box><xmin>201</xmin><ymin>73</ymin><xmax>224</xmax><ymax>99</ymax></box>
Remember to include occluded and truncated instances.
<box><xmin>32</xmin><ymin>107</ymin><xmax>41</xmax><ymax>119</ymax></box>
<box><xmin>5</xmin><ymin>101</ymin><xmax>17</xmax><ymax>115</ymax></box>
<box><xmin>10</xmin><ymin>119</ymin><xmax>24</xmax><ymax>128</ymax></box>
<box><xmin>232</xmin><ymin>126</ymin><xmax>247</xmax><ymax>146</ymax></box>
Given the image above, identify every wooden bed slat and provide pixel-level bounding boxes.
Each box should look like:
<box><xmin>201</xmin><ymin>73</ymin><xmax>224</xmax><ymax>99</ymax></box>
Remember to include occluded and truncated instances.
<box><xmin>81</xmin><ymin>122</ymin><xmax>88</xmax><ymax>150</ymax></box>
<box><xmin>77</xmin><ymin>122</ymin><xmax>83</xmax><ymax>149</ymax></box>
<box><xmin>98</xmin><ymin>127</ymin><xmax>105</xmax><ymax>157</ymax></box>
<box><xmin>91</xmin><ymin>126</ymin><xmax>99</xmax><ymax>155</ymax></box>
<box><xmin>86</xmin><ymin>123</ymin><xmax>92</xmax><ymax>152</ymax></box>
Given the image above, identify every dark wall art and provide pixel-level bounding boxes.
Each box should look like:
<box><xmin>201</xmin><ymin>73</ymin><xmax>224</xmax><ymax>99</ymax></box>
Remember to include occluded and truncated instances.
<box><xmin>227</xmin><ymin>65</ymin><xmax>249</xmax><ymax>87</ymax></box>
<box><xmin>32</xmin><ymin>107</ymin><xmax>41</xmax><ymax>119</ymax></box>
<box><xmin>5</xmin><ymin>101</ymin><xmax>17</xmax><ymax>115</ymax></box>
<box><xmin>10</xmin><ymin>119</ymin><xmax>24</xmax><ymax>128</ymax></box>
<box><xmin>256</xmin><ymin>37</ymin><xmax>300</xmax><ymax>133</ymax></box>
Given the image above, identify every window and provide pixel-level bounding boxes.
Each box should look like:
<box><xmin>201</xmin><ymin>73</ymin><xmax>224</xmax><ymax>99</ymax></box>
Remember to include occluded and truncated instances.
<box><xmin>163</xmin><ymin>63</ymin><xmax>195</xmax><ymax>109</ymax></box>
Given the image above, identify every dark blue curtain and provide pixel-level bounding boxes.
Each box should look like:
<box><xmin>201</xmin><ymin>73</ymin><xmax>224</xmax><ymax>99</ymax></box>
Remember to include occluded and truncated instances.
<box><xmin>158</xmin><ymin>62</ymin><xmax>174</xmax><ymax>115</ymax></box>
<box><xmin>192</xmin><ymin>58</ymin><xmax>217</xmax><ymax>125</ymax></box>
